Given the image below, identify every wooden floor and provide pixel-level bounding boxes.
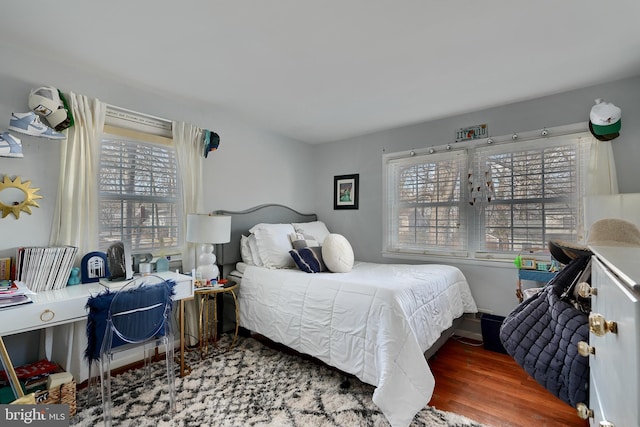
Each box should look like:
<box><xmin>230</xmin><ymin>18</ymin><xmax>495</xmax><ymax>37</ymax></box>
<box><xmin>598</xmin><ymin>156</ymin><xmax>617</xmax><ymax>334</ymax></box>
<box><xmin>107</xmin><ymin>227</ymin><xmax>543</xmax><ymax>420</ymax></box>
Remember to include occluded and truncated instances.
<box><xmin>428</xmin><ymin>337</ymin><xmax>589</xmax><ymax>427</ymax></box>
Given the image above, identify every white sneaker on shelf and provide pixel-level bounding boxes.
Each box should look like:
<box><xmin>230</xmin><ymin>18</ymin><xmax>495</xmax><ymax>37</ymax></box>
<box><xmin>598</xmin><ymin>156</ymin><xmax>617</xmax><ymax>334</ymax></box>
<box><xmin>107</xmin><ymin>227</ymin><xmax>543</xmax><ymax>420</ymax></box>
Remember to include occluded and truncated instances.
<box><xmin>8</xmin><ymin>112</ymin><xmax>66</xmax><ymax>140</ymax></box>
<box><xmin>0</xmin><ymin>132</ymin><xmax>24</xmax><ymax>158</ymax></box>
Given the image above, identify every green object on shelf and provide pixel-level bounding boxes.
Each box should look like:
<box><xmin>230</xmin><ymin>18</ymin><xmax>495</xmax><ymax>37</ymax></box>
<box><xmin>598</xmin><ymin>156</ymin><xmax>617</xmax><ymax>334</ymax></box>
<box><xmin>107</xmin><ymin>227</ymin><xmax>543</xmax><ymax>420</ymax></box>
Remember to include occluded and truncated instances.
<box><xmin>513</xmin><ymin>255</ymin><xmax>522</xmax><ymax>269</ymax></box>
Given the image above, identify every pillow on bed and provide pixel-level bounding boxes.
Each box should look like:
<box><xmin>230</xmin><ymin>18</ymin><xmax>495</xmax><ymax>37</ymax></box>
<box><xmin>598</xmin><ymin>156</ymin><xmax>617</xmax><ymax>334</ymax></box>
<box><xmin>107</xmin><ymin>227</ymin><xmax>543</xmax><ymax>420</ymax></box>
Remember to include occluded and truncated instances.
<box><xmin>240</xmin><ymin>235</ymin><xmax>254</xmax><ymax>265</ymax></box>
<box><xmin>249</xmin><ymin>223</ymin><xmax>296</xmax><ymax>269</ymax></box>
<box><xmin>289</xmin><ymin>232</ymin><xmax>320</xmax><ymax>249</ymax></box>
<box><xmin>247</xmin><ymin>234</ymin><xmax>263</xmax><ymax>266</ymax></box>
<box><xmin>289</xmin><ymin>247</ymin><xmax>327</xmax><ymax>273</ymax></box>
<box><xmin>292</xmin><ymin>221</ymin><xmax>331</xmax><ymax>245</ymax></box>
<box><xmin>322</xmin><ymin>233</ymin><xmax>354</xmax><ymax>273</ymax></box>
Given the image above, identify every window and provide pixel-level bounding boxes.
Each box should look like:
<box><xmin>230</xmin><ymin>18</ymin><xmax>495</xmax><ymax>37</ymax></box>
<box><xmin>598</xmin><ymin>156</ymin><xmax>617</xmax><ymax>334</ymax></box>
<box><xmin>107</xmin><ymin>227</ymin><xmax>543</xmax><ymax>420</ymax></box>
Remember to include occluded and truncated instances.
<box><xmin>384</xmin><ymin>150</ymin><xmax>467</xmax><ymax>256</ymax></box>
<box><xmin>98</xmin><ymin>108</ymin><xmax>181</xmax><ymax>254</ymax></box>
<box><xmin>384</xmin><ymin>130</ymin><xmax>590</xmax><ymax>259</ymax></box>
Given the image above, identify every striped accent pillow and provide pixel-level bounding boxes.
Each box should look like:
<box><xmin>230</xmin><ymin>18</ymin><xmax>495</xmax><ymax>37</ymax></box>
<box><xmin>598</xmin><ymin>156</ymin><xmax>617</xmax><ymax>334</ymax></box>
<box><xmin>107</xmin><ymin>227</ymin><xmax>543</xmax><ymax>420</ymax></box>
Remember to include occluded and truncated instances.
<box><xmin>289</xmin><ymin>247</ymin><xmax>327</xmax><ymax>273</ymax></box>
<box><xmin>289</xmin><ymin>233</ymin><xmax>320</xmax><ymax>250</ymax></box>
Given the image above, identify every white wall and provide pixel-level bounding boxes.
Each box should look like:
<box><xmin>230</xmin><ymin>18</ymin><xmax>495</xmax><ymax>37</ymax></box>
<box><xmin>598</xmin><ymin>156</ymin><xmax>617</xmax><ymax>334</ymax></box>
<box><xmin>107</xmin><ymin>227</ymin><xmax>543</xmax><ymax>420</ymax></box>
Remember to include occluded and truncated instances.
<box><xmin>312</xmin><ymin>75</ymin><xmax>640</xmax><ymax>316</ymax></box>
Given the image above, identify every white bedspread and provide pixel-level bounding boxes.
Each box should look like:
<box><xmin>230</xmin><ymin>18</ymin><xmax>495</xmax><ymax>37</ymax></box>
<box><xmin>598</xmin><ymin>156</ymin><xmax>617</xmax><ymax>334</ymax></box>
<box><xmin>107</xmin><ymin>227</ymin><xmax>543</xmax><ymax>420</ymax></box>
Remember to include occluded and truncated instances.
<box><xmin>238</xmin><ymin>261</ymin><xmax>477</xmax><ymax>427</ymax></box>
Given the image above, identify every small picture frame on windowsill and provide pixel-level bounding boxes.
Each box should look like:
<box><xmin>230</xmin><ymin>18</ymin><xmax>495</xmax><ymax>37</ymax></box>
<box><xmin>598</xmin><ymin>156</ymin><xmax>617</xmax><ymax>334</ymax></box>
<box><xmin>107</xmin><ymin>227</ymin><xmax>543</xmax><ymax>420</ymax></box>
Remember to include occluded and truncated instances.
<box><xmin>520</xmin><ymin>258</ymin><xmax>537</xmax><ymax>270</ymax></box>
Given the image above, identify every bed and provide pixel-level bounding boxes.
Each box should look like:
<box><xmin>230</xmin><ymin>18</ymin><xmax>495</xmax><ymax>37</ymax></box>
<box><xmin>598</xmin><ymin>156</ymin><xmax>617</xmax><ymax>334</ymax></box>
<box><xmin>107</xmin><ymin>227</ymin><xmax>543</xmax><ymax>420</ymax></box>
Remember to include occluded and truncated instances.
<box><xmin>215</xmin><ymin>204</ymin><xmax>478</xmax><ymax>427</ymax></box>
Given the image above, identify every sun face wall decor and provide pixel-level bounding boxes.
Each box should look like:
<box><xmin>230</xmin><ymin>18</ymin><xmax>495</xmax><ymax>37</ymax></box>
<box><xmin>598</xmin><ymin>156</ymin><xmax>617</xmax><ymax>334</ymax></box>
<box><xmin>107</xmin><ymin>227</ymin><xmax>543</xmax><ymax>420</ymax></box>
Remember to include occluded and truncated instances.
<box><xmin>0</xmin><ymin>175</ymin><xmax>43</xmax><ymax>219</ymax></box>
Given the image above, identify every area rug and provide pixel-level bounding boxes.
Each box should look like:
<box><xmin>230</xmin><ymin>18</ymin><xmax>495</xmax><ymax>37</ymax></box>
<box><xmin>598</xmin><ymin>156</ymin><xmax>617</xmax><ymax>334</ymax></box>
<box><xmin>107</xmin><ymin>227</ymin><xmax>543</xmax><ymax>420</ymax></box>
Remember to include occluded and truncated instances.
<box><xmin>71</xmin><ymin>336</ymin><xmax>487</xmax><ymax>427</ymax></box>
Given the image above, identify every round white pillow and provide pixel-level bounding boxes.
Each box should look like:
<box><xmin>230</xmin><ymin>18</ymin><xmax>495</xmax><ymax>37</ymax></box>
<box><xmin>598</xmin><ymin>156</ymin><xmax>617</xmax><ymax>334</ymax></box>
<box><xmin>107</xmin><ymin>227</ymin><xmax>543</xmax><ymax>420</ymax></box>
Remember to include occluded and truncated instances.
<box><xmin>322</xmin><ymin>233</ymin><xmax>354</xmax><ymax>273</ymax></box>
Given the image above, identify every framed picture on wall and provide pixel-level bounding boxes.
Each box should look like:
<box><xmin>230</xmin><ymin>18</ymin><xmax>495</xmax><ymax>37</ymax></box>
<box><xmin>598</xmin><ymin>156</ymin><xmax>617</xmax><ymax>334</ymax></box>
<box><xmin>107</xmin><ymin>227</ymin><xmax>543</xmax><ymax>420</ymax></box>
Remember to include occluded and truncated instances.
<box><xmin>334</xmin><ymin>174</ymin><xmax>359</xmax><ymax>210</ymax></box>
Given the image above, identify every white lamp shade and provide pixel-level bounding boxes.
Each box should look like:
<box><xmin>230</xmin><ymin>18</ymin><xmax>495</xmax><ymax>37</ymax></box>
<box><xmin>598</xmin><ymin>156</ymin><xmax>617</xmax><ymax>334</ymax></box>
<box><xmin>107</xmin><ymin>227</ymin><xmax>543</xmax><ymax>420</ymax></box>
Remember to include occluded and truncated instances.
<box><xmin>186</xmin><ymin>214</ymin><xmax>231</xmax><ymax>244</ymax></box>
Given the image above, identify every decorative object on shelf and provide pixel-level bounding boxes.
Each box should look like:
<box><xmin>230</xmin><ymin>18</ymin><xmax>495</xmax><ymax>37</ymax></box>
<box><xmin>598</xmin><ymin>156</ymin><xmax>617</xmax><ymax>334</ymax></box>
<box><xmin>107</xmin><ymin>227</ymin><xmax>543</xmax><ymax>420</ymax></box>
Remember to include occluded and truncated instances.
<box><xmin>81</xmin><ymin>251</ymin><xmax>109</xmax><ymax>283</ymax></box>
<box><xmin>132</xmin><ymin>253</ymin><xmax>152</xmax><ymax>274</ymax></box>
<box><xmin>8</xmin><ymin>112</ymin><xmax>66</xmax><ymax>140</ymax></box>
<box><xmin>67</xmin><ymin>267</ymin><xmax>81</xmax><ymax>286</ymax></box>
<box><xmin>28</xmin><ymin>86</ymin><xmax>74</xmax><ymax>131</ymax></box>
<box><xmin>0</xmin><ymin>175</ymin><xmax>43</xmax><ymax>219</ymax></box>
<box><xmin>334</xmin><ymin>174</ymin><xmax>359</xmax><ymax>210</ymax></box>
<box><xmin>519</xmin><ymin>258</ymin><xmax>537</xmax><ymax>270</ymax></box>
<box><xmin>155</xmin><ymin>256</ymin><xmax>170</xmax><ymax>272</ymax></box>
<box><xmin>455</xmin><ymin>123</ymin><xmax>488</xmax><ymax>142</ymax></box>
<box><xmin>186</xmin><ymin>214</ymin><xmax>232</xmax><ymax>282</ymax></box>
<box><xmin>0</xmin><ymin>131</ymin><xmax>24</xmax><ymax>158</ymax></box>
<box><xmin>106</xmin><ymin>241</ymin><xmax>133</xmax><ymax>281</ymax></box>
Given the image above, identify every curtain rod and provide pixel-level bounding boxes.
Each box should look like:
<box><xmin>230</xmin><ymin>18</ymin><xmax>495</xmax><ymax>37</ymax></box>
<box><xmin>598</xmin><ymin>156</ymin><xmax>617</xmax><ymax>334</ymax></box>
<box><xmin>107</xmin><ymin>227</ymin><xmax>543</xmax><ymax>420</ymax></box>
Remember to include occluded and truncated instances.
<box><xmin>384</xmin><ymin>122</ymin><xmax>589</xmax><ymax>158</ymax></box>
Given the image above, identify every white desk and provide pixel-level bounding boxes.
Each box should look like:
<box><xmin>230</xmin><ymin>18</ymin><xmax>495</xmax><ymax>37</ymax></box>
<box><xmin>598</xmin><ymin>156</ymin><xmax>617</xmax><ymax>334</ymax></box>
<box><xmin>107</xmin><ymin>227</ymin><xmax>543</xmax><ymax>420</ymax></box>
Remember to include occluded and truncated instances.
<box><xmin>0</xmin><ymin>271</ymin><xmax>193</xmax><ymax>399</ymax></box>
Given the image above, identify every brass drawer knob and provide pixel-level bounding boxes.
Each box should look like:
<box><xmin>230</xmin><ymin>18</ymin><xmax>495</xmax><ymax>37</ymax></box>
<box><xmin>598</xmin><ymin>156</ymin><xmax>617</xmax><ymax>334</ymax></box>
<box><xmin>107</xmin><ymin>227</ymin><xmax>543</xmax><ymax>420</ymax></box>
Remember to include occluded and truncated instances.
<box><xmin>576</xmin><ymin>281</ymin><xmax>596</xmax><ymax>298</ymax></box>
<box><xmin>577</xmin><ymin>341</ymin><xmax>595</xmax><ymax>357</ymax></box>
<box><xmin>576</xmin><ymin>402</ymin><xmax>593</xmax><ymax>419</ymax></box>
<box><xmin>589</xmin><ymin>312</ymin><xmax>617</xmax><ymax>337</ymax></box>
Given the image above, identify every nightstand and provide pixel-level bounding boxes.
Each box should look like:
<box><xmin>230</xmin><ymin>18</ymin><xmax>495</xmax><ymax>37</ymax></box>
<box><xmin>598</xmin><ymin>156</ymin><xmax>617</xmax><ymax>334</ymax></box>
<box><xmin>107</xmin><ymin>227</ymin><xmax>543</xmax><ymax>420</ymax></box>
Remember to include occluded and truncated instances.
<box><xmin>195</xmin><ymin>281</ymin><xmax>239</xmax><ymax>357</ymax></box>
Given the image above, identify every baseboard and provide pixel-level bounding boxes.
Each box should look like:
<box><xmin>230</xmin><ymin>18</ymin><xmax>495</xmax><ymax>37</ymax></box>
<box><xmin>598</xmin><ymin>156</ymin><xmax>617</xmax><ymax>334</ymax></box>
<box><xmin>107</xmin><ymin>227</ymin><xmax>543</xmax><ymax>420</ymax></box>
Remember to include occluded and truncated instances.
<box><xmin>454</xmin><ymin>328</ymin><xmax>482</xmax><ymax>342</ymax></box>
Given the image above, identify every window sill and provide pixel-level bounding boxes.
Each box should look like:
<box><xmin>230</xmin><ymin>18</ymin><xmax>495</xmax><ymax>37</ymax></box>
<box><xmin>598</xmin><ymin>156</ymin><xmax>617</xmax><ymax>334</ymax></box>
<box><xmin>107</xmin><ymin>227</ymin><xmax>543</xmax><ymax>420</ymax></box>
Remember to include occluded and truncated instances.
<box><xmin>382</xmin><ymin>251</ymin><xmax>516</xmax><ymax>269</ymax></box>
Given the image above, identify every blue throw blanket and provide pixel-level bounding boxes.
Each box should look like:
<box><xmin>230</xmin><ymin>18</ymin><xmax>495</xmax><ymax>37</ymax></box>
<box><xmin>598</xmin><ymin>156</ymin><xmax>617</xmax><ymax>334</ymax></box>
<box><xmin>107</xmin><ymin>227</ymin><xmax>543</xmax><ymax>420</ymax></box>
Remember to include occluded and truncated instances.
<box><xmin>499</xmin><ymin>257</ymin><xmax>590</xmax><ymax>408</ymax></box>
<box><xmin>84</xmin><ymin>279</ymin><xmax>176</xmax><ymax>362</ymax></box>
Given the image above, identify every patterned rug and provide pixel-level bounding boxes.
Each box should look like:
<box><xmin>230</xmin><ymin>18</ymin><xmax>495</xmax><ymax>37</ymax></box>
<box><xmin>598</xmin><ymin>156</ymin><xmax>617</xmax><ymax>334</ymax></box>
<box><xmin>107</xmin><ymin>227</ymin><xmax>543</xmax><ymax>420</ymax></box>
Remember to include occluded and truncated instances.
<box><xmin>71</xmin><ymin>336</ymin><xmax>487</xmax><ymax>426</ymax></box>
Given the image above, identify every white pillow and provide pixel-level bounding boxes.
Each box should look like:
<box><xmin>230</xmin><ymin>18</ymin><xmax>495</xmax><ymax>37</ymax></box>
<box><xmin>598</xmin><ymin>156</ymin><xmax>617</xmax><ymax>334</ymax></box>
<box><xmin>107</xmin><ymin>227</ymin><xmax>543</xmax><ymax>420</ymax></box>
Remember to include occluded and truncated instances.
<box><xmin>247</xmin><ymin>234</ymin><xmax>263</xmax><ymax>266</ymax></box>
<box><xmin>240</xmin><ymin>235</ymin><xmax>254</xmax><ymax>265</ymax></box>
<box><xmin>322</xmin><ymin>233</ymin><xmax>354</xmax><ymax>273</ymax></box>
<box><xmin>292</xmin><ymin>221</ymin><xmax>331</xmax><ymax>245</ymax></box>
<box><xmin>249</xmin><ymin>223</ymin><xmax>296</xmax><ymax>269</ymax></box>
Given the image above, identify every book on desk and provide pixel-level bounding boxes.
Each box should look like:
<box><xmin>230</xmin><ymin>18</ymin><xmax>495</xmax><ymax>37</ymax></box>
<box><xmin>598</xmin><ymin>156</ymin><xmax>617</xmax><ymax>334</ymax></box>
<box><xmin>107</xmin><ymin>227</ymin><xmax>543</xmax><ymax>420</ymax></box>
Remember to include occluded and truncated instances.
<box><xmin>0</xmin><ymin>281</ymin><xmax>34</xmax><ymax>309</ymax></box>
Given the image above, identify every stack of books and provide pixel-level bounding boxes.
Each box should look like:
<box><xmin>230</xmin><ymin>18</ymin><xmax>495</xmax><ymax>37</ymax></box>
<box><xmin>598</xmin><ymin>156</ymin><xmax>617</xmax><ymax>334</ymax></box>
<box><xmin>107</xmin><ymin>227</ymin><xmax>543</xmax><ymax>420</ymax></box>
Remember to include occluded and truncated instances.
<box><xmin>15</xmin><ymin>246</ymin><xmax>78</xmax><ymax>292</ymax></box>
<box><xmin>0</xmin><ymin>280</ymin><xmax>33</xmax><ymax>309</ymax></box>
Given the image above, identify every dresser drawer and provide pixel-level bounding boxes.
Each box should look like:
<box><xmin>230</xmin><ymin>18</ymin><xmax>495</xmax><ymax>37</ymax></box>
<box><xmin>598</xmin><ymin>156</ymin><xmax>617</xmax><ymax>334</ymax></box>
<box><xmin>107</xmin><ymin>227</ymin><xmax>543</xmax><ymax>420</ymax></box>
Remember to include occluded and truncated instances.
<box><xmin>590</xmin><ymin>257</ymin><xmax>640</xmax><ymax>427</ymax></box>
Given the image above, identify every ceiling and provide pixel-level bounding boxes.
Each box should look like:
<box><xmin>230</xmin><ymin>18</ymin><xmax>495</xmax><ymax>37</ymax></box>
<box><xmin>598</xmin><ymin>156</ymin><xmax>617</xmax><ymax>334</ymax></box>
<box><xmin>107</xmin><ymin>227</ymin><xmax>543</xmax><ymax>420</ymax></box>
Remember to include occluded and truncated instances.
<box><xmin>3</xmin><ymin>1</ymin><xmax>640</xmax><ymax>144</ymax></box>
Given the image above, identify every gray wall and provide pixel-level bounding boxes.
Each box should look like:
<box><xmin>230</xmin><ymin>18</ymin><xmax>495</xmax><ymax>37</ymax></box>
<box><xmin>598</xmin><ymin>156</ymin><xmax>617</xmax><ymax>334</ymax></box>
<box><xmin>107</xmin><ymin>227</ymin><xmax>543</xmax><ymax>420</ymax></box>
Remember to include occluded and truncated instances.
<box><xmin>312</xmin><ymin>75</ymin><xmax>640</xmax><ymax>316</ymax></box>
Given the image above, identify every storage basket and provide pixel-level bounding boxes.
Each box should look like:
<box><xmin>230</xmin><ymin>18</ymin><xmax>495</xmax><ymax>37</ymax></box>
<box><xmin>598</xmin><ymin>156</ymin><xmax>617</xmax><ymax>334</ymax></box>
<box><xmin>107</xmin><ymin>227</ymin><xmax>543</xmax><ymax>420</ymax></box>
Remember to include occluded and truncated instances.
<box><xmin>34</xmin><ymin>380</ymin><xmax>76</xmax><ymax>416</ymax></box>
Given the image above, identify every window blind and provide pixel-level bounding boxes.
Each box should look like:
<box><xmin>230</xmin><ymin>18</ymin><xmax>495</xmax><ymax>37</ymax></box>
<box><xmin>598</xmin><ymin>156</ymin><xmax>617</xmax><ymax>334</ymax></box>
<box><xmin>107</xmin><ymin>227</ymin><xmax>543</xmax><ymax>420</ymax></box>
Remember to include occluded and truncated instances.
<box><xmin>384</xmin><ymin>150</ymin><xmax>468</xmax><ymax>256</ymax></box>
<box><xmin>98</xmin><ymin>130</ymin><xmax>181</xmax><ymax>253</ymax></box>
<box><xmin>474</xmin><ymin>134</ymin><xmax>588</xmax><ymax>254</ymax></box>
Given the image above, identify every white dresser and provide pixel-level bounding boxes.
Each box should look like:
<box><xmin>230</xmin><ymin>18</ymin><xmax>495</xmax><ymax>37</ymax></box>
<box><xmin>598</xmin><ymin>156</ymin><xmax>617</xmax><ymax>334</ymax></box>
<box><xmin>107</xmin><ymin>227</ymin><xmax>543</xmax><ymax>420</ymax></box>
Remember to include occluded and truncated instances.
<box><xmin>587</xmin><ymin>246</ymin><xmax>640</xmax><ymax>427</ymax></box>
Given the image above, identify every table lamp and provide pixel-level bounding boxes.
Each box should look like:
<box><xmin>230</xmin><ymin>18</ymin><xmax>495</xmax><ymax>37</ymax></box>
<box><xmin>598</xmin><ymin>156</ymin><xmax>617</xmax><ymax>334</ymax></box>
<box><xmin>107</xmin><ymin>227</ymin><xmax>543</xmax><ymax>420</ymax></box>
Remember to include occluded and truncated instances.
<box><xmin>186</xmin><ymin>214</ymin><xmax>231</xmax><ymax>282</ymax></box>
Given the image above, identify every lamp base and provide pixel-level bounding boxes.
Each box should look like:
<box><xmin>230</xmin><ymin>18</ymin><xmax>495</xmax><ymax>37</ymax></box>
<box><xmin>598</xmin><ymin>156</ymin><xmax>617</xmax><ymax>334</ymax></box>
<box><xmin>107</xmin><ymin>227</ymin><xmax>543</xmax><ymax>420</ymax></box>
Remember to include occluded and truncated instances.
<box><xmin>197</xmin><ymin>243</ymin><xmax>219</xmax><ymax>281</ymax></box>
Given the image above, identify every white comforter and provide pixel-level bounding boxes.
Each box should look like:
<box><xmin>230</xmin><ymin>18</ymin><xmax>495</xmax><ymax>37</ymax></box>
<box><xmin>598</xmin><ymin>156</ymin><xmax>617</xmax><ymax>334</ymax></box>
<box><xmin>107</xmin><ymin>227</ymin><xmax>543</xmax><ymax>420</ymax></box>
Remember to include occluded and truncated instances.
<box><xmin>238</xmin><ymin>261</ymin><xmax>478</xmax><ymax>427</ymax></box>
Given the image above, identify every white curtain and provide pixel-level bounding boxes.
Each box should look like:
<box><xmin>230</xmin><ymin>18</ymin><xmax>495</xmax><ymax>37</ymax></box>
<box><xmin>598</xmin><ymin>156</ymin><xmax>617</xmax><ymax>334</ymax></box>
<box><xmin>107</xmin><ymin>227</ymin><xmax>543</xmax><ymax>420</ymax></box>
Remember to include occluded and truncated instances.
<box><xmin>49</xmin><ymin>93</ymin><xmax>106</xmax><ymax>256</ymax></box>
<box><xmin>47</xmin><ymin>93</ymin><xmax>106</xmax><ymax>383</ymax></box>
<box><xmin>173</xmin><ymin>121</ymin><xmax>204</xmax><ymax>346</ymax></box>
<box><xmin>173</xmin><ymin>121</ymin><xmax>205</xmax><ymax>271</ymax></box>
<box><xmin>578</xmin><ymin>136</ymin><xmax>618</xmax><ymax>242</ymax></box>
<box><xmin>586</xmin><ymin>136</ymin><xmax>618</xmax><ymax>196</ymax></box>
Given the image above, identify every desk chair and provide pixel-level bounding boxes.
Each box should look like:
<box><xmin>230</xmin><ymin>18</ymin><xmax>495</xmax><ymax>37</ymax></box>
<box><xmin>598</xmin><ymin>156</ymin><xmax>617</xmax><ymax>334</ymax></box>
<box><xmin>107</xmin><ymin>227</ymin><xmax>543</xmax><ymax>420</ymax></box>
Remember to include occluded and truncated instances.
<box><xmin>85</xmin><ymin>275</ymin><xmax>176</xmax><ymax>426</ymax></box>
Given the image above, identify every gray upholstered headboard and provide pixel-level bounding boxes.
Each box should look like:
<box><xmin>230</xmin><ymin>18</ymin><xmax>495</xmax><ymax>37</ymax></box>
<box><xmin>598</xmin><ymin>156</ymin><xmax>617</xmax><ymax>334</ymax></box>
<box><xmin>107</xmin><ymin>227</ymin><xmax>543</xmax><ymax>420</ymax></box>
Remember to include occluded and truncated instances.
<box><xmin>214</xmin><ymin>204</ymin><xmax>317</xmax><ymax>268</ymax></box>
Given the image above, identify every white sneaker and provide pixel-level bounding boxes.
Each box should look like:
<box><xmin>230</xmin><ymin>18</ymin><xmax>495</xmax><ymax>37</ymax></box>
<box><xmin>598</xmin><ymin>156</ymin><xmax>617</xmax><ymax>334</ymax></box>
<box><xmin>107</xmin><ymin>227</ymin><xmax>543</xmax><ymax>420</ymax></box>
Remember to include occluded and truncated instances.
<box><xmin>0</xmin><ymin>132</ymin><xmax>24</xmax><ymax>158</ymax></box>
<box><xmin>8</xmin><ymin>112</ymin><xmax>66</xmax><ymax>140</ymax></box>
